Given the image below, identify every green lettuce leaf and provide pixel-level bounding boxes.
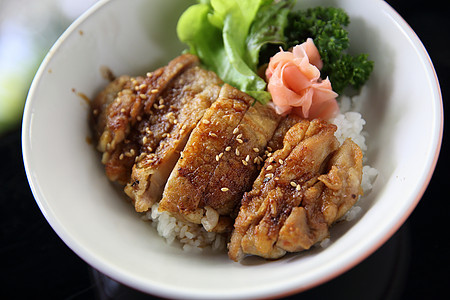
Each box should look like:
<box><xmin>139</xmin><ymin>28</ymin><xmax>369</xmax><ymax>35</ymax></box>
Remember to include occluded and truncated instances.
<box><xmin>246</xmin><ymin>0</ymin><xmax>294</xmax><ymax>68</ymax></box>
<box><xmin>177</xmin><ymin>0</ymin><xmax>291</xmax><ymax>104</ymax></box>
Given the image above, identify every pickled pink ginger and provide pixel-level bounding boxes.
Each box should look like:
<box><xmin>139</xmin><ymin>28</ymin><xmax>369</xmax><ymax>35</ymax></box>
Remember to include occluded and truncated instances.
<box><xmin>266</xmin><ymin>38</ymin><xmax>339</xmax><ymax>119</ymax></box>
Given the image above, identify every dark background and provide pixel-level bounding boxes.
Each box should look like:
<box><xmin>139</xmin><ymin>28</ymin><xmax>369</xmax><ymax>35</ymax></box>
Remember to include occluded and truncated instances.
<box><xmin>1</xmin><ymin>0</ymin><xmax>448</xmax><ymax>299</ymax></box>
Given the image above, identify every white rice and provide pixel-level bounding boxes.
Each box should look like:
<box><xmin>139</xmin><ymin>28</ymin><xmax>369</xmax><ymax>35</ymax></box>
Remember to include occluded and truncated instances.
<box><xmin>143</xmin><ymin>202</ymin><xmax>226</xmax><ymax>252</ymax></box>
<box><xmin>331</xmin><ymin>97</ymin><xmax>379</xmax><ymax>229</ymax></box>
<box><xmin>143</xmin><ymin>98</ymin><xmax>378</xmax><ymax>252</ymax></box>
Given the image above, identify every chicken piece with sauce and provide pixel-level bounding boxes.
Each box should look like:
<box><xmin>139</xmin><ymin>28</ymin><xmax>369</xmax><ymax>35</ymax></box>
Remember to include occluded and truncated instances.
<box><xmin>124</xmin><ymin>64</ymin><xmax>223</xmax><ymax>212</ymax></box>
<box><xmin>158</xmin><ymin>84</ymin><xmax>281</xmax><ymax>232</ymax></box>
<box><xmin>91</xmin><ymin>54</ymin><xmax>223</xmax><ymax>213</ymax></box>
<box><xmin>228</xmin><ymin>119</ymin><xmax>363</xmax><ymax>261</ymax></box>
<box><xmin>91</xmin><ymin>54</ymin><xmax>201</xmax><ymax>184</ymax></box>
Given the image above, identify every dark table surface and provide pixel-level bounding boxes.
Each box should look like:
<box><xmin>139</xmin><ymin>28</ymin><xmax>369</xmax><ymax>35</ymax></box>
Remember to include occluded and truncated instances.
<box><xmin>1</xmin><ymin>0</ymin><xmax>449</xmax><ymax>299</ymax></box>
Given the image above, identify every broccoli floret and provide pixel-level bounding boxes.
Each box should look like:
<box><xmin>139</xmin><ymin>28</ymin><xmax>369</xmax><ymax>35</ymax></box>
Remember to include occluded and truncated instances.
<box><xmin>285</xmin><ymin>7</ymin><xmax>373</xmax><ymax>95</ymax></box>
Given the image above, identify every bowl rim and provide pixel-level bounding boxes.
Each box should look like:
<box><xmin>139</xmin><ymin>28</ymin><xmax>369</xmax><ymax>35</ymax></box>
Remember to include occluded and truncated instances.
<box><xmin>21</xmin><ymin>0</ymin><xmax>444</xmax><ymax>298</ymax></box>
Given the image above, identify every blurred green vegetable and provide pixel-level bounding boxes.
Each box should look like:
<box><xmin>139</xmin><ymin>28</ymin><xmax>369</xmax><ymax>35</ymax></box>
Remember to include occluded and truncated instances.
<box><xmin>0</xmin><ymin>72</ymin><xmax>31</xmax><ymax>135</ymax></box>
<box><xmin>0</xmin><ymin>0</ymin><xmax>96</xmax><ymax>136</ymax></box>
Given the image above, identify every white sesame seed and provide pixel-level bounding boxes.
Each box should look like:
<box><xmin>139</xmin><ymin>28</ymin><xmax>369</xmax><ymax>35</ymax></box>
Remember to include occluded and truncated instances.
<box><xmin>236</xmin><ymin>138</ymin><xmax>243</xmax><ymax>144</ymax></box>
<box><xmin>233</xmin><ymin>127</ymin><xmax>239</xmax><ymax>134</ymax></box>
<box><xmin>242</xmin><ymin>160</ymin><xmax>248</xmax><ymax>166</ymax></box>
<box><xmin>236</xmin><ymin>133</ymin><xmax>242</xmax><ymax>139</ymax></box>
<box><xmin>209</xmin><ymin>132</ymin><xmax>218</xmax><ymax>137</ymax></box>
<box><xmin>290</xmin><ymin>181</ymin><xmax>297</xmax><ymax>187</ymax></box>
<box><xmin>266</xmin><ymin>165</ymin><xmax>273</xmax><ymax>171</ymax></box>
<box><xmin>151</xmin><ymin>89</ymin><xmax>159</xmax><ymax>94</ymax></box>
<box><xmin>245</xmin><ymin>155</ymin><xmax>250</xmax><ymax>162</ymax></box>
<box><xmin>218</xmin><ymin>152</ymin><xmax>224</xmax><ymax>159</ymax></box>
<box><xmin>202</xmin><ymin>119</ymin><xmax>210</xmax><ymax>124</ymax></box>
<box><xmin>235</xmin><ymin>149</ymin><xmax>240</xmax><ymax>156</ymax></box>
<box><xmin>253</xmin><ymin>148</ymin><xmax>259</xmax><ymax>153</ymax></box>
<box><xmin>216</xmin><ymin>155</ymin><xmax>220</xmax><ymax>161</ymax></box>
<box><xmin>221</xmin><ymin>187</ymin><xmax>229</xmax><ymax>192</ymax></box>
<box><xmin>278</xmin><ymin>159</ymin><xmax>284</xmax><ymax>165</ymax></box>
<box><xmin>296</xmin><ymin>184</ymin><xmax>301</xmax><ymax>191</ymax></box>
<box><xmin>265</xmin><ymin>173</ymin><xmax>274</xmax><ymax>178</ymax></box>
<box><xmin>225</xmin><ymin>146</ymin><xmax>231</xmax><ymax>152</ymax></box>
<box><xmin>139</xmin><ymin>94</ymin><xmax>147</xmax><ymax>100</ymax></box>
<box><xmin>119</xmin><ymin>154</ymin><xmax>124</xmax><ymax>160</ymax></box>
<box><xmin>120</xmin><ymin>108</ymin><xmax>126</xmax><ymax>113</ymax></box>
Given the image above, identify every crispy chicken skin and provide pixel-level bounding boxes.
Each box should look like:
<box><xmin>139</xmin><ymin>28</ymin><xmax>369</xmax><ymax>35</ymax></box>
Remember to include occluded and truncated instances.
<box><xmin>158</xmin><ymin>84</ymin><xmax>281</xmax><ymax>232</ymax></box>
<box><xmin>228</xmin><ymin>120</ymin><xmax>363</xmax><ymax>261</ymax></box>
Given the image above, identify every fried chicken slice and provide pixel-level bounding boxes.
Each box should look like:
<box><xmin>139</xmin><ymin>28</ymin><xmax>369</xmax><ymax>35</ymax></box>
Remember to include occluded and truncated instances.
<box><xmin>202</xmin><ymin>102</ymin><xmax>281</xmax><ymax>217</ymax></box>
<box><xmin>228</xmin><ymin>119</ymin><xmax>363</xmax><ymax>261</ymax></box>
<box><xmin>124</xmin><ymin>65</ymin><xmax>223</xmax><ymax>212</ymax></box>
<box><xmin>276</xmin><ymin>138</ymin><xmax>363</xmax><ymax>252</ymax></box>
<box><xmin>158</xmin><ymin>84</ymin><xmax>254</xmax><ymax>225</ymax></box>
<box><xmin>159</xmin><ymin>84</ymin><xmax>281</xmax><ymax>232</ymax></box>
<box><xmin>91</xmin><ymin>54</ymin><xmax>199</xmax><ymax>184</ymax></box>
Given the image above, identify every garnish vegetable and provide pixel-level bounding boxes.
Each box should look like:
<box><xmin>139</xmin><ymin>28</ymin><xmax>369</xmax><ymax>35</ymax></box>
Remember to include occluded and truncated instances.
<box><xmin>285</xmin><ymin>6</ymin><xmax>373</xmax><ymax>95</ymax></box>
<box><xmin>177</xmin><ymin>0</ymin><xmax>293</xmax><ymax>104</ymax></box>
<box><xmin>177</xmin><ymin>0</ymin><xmax>373</xmax><ymax>103</ymax></box>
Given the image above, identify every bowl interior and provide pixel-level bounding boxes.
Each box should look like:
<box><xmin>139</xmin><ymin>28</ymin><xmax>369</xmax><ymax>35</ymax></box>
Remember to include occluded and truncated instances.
<box><xmin>22</xmin><ymin>0</ymin><xmax>442</xmax><ymax>299</ymax></box>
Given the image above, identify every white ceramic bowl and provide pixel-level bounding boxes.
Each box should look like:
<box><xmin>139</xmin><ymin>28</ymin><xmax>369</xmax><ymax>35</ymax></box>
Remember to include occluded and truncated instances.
<box><xmin>22</xmin><ymin>0</ymin><xmax>443</xmax><ymax>299</ymax></box>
